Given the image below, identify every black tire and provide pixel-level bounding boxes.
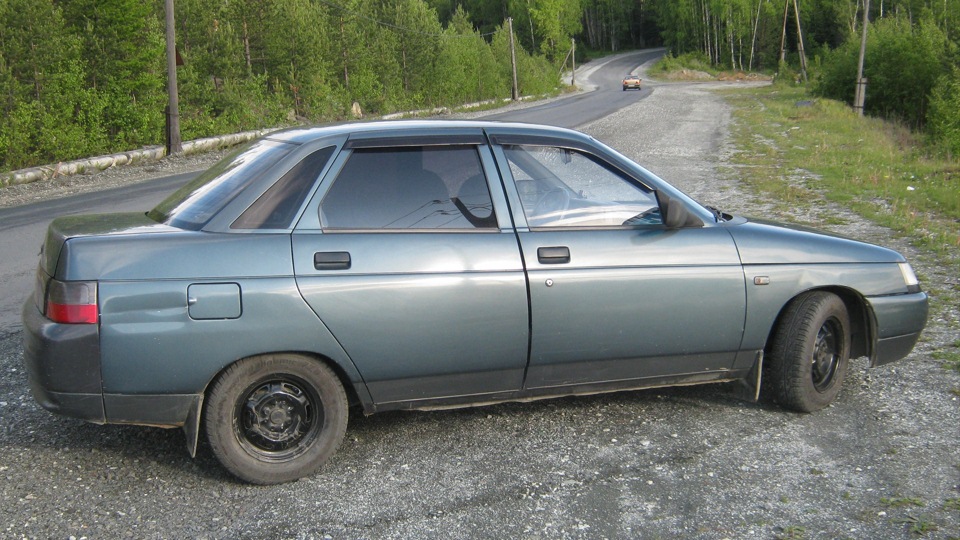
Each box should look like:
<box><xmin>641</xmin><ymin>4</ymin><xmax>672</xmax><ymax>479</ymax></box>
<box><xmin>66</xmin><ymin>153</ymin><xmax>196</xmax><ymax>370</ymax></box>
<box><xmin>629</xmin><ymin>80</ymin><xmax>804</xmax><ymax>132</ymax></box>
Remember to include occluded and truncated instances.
<box><xmin>767</xmin><ymin>291</ymin><xmax>851</xmax><ymax>413</ymax></box>
<box><xmin>204</xmin><ymin>354</ymin><xmax>348</xmax><ymax>484</ymax></box>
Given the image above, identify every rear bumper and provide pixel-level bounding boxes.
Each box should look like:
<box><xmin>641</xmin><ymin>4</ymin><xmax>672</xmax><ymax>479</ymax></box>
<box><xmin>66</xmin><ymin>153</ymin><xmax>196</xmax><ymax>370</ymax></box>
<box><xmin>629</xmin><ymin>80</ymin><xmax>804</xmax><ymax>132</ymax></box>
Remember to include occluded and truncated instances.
<box><xmin>22</xmin><ymin>295</ymin><xmax>105</xmax><ymax>423</ymax></box>
<box><xmin>868</xmin><ymin>291</ymin><xmax>929</xmax><ymax>367</ymax></box>
<box><xmin>22</xmin><ymin>296</ymin><xmax>199</xmax><ymax>428</ymax></box>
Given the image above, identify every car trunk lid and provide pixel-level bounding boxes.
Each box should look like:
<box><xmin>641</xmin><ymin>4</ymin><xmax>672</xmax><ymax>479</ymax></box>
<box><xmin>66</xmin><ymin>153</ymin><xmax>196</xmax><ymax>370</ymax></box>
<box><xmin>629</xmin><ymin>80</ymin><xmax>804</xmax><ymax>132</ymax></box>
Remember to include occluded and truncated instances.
<box><xmin>41</xmin><ymin>213</ymin><xmax>177</xmax><ymax>277</ymax></box>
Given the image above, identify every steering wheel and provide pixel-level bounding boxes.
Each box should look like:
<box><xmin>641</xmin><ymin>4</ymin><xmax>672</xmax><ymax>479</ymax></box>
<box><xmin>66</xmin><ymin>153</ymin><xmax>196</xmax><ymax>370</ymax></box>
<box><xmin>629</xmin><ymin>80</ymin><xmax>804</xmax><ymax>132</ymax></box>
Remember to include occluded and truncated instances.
<box><xmin>532</xmin><ymin>188</ymin><xmax>571</xmax><ymax>224</ymax></box>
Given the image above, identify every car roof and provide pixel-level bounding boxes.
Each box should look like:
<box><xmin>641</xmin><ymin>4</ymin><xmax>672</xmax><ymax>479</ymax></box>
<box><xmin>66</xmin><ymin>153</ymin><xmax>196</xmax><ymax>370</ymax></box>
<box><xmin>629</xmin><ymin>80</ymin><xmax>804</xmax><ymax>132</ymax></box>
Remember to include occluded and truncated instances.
<box><xmin>262</xmin><ymin>120</ymin><xmax>589</xmax><ymax>146</ymax></box>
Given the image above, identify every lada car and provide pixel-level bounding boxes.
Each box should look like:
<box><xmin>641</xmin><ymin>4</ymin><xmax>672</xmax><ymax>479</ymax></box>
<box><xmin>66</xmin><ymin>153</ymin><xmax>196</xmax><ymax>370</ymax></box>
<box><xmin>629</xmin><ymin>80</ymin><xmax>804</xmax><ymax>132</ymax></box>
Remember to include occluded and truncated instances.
<box><xmin>23</xmin><ymin>121</ymin><xmax>928</xmax><ymax>484</ymax></box>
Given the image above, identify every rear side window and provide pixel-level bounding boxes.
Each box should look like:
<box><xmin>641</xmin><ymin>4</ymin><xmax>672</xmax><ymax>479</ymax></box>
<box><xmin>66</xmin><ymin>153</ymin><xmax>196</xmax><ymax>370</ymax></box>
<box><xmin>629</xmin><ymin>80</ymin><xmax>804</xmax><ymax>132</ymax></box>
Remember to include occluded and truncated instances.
<box><xmin>148</xmin><ymin>139</ymin><xmax>298</xmax><ymax>230</ymax></box>
<box><xmin>232</xmin><ymin>146</ymin><xmax>335</xmax><ymax>229</ymax></box>
<box><xmin>320</xmin><ymin>145</ymin><xmax>496</xmax><ymax>230</ymax></box>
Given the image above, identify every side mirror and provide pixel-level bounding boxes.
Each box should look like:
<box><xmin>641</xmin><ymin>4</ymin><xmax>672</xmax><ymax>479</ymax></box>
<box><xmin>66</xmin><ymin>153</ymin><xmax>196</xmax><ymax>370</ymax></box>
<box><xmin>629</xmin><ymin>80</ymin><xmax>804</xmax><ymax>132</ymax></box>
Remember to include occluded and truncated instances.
<box><xmin>656</xmin><ymin>190</ymin><xmax>704</xmax><ymax>229</ymax></box>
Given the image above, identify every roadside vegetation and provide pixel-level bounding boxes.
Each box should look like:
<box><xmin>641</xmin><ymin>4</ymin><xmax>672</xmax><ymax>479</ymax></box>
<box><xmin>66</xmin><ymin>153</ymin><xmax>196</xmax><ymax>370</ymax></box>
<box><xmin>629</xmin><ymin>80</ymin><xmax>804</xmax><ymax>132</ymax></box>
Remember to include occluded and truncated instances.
<box><xmin>3</xmin><ymin>0</ymin><xmax>957</xmax><ymax>175</ymax></box>
<box><xmin>0</xmin><ymin>0</ymin><xmax>657</xmax><ymax>174</ymax></box>
<box><xmin>723</xmin><ymin>84</ymin><xmax>958</xmax><ymax>262</ymax></box>
<box><xmin>646</xmin><ymin>52</ymin><xmax>721</xmax><ymax>78</ymax></box>
<box><xmin>654</xmin><ymin>1</ymin><xmax>959</xmax><ymax>157</ymax></box>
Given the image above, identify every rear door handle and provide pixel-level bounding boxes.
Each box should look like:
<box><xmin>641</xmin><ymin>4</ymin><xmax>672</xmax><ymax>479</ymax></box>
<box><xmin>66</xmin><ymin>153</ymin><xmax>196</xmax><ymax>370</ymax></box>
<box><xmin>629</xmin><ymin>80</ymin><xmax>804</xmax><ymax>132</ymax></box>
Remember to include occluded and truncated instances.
<box><xmin>314</xmin><ymin>251</ymin><xmax>351</xmax><ymax>270</ymax></box>
<box><xmin>537</xmin><ymin>246</ymin><xmax>570</xmax><ymax>264</ymax></box>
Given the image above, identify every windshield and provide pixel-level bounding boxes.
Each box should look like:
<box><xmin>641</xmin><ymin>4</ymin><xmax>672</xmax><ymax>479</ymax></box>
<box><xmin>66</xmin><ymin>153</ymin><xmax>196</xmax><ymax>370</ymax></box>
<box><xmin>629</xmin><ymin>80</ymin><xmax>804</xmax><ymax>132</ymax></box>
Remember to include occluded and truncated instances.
<box><xmin>148</xmin><ymin>139</ymin><xmax>299</xmax><ymax>230</ymax></box>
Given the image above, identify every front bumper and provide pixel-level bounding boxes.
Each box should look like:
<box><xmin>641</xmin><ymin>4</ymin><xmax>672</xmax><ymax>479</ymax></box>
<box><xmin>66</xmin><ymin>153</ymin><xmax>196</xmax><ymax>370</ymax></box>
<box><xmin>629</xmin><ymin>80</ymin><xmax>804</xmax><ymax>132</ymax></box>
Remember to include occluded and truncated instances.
<box><xmin>868</xmin><ymin>291</ymin><xmax>929</xmax><ymax>367</ymax></box>
<box><xmin>22</xmin><ymin>295</ymin><xmax>105</xmax><ymax>423</ymax></box>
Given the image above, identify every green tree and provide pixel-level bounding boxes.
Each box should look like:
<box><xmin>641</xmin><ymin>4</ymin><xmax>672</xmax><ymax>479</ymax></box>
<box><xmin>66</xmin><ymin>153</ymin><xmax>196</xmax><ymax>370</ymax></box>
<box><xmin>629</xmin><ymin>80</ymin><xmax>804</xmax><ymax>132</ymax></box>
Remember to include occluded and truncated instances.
<box><xmin>389</xmin><ymin>0</ymin><xmax>444</xmax><ymax>108</ymax></box>
<box><xmin>60</xmin><ymin>0</ymin><xmax>166</xmax><ymax>146</ymax></box>
<box><xmin>529</xmin><ymin>0</ymin><xmax>582</xmax><ymax>60</ymax></box>
<box><xmin>927</xmin><ymin>66</ymin><xmax>960</xmax><ymax>155</ymax></box>
<box><xmin>0</xmin><ymin>0</ymin><xmax>105</xmax><ymax>168</ymax></box>
<box><xmin>815</xmin><ymin>14</ymin><xmax>951</xmax><ymax>128</ymax></box>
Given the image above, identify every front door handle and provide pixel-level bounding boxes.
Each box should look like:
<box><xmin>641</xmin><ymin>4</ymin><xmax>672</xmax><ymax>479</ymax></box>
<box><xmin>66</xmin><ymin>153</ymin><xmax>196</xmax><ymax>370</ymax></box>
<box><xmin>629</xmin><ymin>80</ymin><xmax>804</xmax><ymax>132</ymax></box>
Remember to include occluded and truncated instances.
<box><xmin>537</xmin><ymin>246</ymin><xmax>570</xmax><ymax>264</ymax></box>
<box><xmin>314</xmin><ymin>251</ymin><xmax>351</xmax><ymax>270</ymax></box>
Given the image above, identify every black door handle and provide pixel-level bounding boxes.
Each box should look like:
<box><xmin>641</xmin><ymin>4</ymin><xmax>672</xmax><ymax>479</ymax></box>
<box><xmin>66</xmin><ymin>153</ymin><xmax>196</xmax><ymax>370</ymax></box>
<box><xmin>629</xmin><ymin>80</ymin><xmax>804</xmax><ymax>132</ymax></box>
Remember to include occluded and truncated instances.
<box><xmin>537</xmin><ymin>246</ymin><xmax>570</xmax><ymax>264</ymax></box>
<box><xmin>314</xmin><ymin>251</ymin><xmax>351</xmax><ymax>270</ymax></box>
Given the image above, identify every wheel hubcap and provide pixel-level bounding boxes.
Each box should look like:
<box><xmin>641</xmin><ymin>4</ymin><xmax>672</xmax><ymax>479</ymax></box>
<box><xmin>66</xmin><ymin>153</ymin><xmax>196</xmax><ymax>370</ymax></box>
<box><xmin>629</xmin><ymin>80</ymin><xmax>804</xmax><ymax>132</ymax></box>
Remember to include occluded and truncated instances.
<box><xmin>811</xmin><ymin>319</ymin><xmax>841</xmax><ymax>392</ymax></box>
<box><xmin>237</xmin><ymin>378</ymin><xmax>322</xmax><ymax>460</ymax></box>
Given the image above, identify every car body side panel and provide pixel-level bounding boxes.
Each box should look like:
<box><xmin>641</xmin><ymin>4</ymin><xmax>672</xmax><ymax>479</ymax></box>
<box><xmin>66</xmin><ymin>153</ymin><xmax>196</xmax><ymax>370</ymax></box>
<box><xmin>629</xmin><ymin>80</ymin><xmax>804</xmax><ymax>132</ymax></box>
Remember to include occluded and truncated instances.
<box><xmin>292</xmin><ymin>231</ymin><xmax>529</xmax><ymax>405</ymax></box>
<box><xmin>516</xmin><ymin>228</ymin><xmax>748</xmax><ymax>388</ymax></box>
<box><xmin>98</xmin><ymin>276</ymin><xmax>365</xmax><ymax>398</ymax></box>
<box><xmin>730</xmin><ymin>220</ymin><xmax>906</xmax><ymax>265</ymax></box>
<box><xmin>738</xmin><ymin>263</ymin><xmax>920</xmax><ymax>363</ymax></box>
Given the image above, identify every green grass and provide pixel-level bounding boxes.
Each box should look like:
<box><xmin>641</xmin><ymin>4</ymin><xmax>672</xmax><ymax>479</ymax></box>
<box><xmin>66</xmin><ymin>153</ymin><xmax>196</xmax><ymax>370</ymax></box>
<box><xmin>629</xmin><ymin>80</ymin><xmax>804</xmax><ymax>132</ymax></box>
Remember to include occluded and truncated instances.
<box><xmin>648</xmin><ymin>52</ymin><xmax>721</xmax><ymax>78</ymax></box>
<box><xmin>932</xmin><ymin>340</ymin><xmax>960</xmax><ymax>373</ymax></box>
<box><xmin>882</xmin><ymin>496</ymin><xmax>926</xmax><ymax>508</ymax></box>
<box><xmin>722</xmin><ymin>85</ymin><xmax>959</xmax><ymax>270</ymax></box>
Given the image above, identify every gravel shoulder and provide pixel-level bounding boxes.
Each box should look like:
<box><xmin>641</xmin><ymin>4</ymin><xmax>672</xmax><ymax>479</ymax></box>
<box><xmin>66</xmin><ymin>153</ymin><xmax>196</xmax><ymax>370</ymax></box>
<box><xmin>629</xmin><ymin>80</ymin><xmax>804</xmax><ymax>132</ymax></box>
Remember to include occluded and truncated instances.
<box><xmin>0</xmin><ymin>72</ymin><xmax>957</xmax><ymax>539</ymax></box>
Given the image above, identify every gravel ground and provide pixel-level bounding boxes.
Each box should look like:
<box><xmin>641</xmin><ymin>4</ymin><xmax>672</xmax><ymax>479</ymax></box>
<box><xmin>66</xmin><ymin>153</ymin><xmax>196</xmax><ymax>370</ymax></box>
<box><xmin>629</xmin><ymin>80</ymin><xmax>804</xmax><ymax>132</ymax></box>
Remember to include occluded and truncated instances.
<box><xmin>0</xmin><ymin>69</ymin><xmax>958</xmax><ymax>539</ymax></box>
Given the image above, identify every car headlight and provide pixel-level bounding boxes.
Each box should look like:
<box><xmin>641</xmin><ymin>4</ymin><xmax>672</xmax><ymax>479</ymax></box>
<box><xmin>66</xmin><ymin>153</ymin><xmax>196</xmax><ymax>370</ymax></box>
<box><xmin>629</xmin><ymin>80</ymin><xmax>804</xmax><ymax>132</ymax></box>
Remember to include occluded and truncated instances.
<box><xmin>898</xmin><ymin>262</ymin><xmax>921</xmax><ymax>294</ymax></box>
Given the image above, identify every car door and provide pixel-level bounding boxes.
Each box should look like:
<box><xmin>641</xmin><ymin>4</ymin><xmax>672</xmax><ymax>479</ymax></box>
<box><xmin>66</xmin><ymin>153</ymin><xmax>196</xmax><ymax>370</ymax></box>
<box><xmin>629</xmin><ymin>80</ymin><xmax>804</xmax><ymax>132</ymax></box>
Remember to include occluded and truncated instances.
<box><xmin>489</xmin><ymin>135</ymin><xmax>747</xmax><ymax>391</ymax></box>
<box><xmin>292</xmin><ymin>134</ymin><xmax>529</xmax><ymax>407</ymax></box>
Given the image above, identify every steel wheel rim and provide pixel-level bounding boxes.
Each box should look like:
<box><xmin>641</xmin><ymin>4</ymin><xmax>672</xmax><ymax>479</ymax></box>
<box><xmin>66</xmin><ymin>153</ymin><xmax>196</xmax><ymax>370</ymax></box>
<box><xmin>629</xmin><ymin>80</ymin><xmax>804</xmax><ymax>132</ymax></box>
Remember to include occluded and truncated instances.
<box><xmin>235</xmin><ymin>376</ymin><xmax>324</xmax><ymax>462</ymax></box>
<box><xmin>811</xmin><ymin>318</ymin><xmax>842</xmax><ymax>393</ymax></box>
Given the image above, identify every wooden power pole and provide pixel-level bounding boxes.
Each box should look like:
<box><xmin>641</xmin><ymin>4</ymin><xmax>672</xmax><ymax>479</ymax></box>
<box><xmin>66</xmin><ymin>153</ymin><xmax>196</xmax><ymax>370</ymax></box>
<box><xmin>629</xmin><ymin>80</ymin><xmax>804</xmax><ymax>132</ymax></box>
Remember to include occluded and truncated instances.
<box><xmin>508</xmin><ymin>17</ymin><xmax>519</xmax><ymax>101</ymax></box>
<box><xmin>854</xmin><ymin>0</ymin><xmax>871</xmax><ymax>116</ymax></box>
<box><xmin>164</xmin><ymin>0</ymin><xmax>182</xmax><ymax>155</ymax></box>
<box><xmin>571</xmin><ymin>38</ymin><xmax>576</xmax><ymax>86</ymax></box>
<box><xmin>779</xmin><ymin>0</ymin><xmax>789</xmax><ymax>63</ymax></box>
<box><xmin>792</xmin><ymin>0</ymin><xmax>808</xmax><ymax>82</ymax></box>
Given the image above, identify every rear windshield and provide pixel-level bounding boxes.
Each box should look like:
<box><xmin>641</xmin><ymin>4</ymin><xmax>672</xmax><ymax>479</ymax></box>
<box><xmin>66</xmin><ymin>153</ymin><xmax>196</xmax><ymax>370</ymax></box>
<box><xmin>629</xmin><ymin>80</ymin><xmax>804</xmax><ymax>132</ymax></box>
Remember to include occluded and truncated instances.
<box><xmin>148</xmin><ymin>139</ymin><xmax>298</xmax><ymax>230</ymax></box>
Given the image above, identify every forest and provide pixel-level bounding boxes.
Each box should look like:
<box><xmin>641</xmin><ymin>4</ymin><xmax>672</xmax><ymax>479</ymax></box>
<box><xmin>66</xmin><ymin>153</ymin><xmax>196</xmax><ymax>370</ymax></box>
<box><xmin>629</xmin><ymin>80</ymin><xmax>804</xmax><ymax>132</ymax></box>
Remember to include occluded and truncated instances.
<box><xmin>0</xmin><ymin>0</ymin><xmax>958</xmax><ymax>172</ymax></box>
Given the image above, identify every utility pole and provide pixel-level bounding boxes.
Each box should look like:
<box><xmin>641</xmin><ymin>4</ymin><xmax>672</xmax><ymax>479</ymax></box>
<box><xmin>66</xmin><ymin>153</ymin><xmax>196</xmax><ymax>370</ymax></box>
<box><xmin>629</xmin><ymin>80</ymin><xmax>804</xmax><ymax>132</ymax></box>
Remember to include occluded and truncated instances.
<box><xmin>164</xmin><ymin>0</ymin><xmax>182</xmax><ymax>155</ymax></box>
<box><xmin>508</xmin><ymin>17</ymin><xmax>519</xmax><ymax>101</ymax></box>
<box><xmin>792</xmin><ymin>0</ymin><xmax>808</xmax><ymax>82</ymax></box>
<box><xmin>779</xmin><ymin>0</ymin><xmax>789</xmax><ymax>64</ymax></box>
<box><xmin>571</xmin><ymin>38</ymin><xmax>576</xmax><ymax>86</ymax></box>
<box><xmin>854</xmin><ymin>0</ymin><xmax>870</xmax><ymax>116</ymax></box>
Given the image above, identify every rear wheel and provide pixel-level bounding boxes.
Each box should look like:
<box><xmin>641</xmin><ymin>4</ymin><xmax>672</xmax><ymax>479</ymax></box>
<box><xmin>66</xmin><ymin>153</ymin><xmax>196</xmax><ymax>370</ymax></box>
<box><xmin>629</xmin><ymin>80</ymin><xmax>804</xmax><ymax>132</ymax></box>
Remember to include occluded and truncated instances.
<box><xmin>767</xmin><ymin>291</ymin><xmax>851</xmax><ymax>412</ymax></box>
<box><xmin>205</xmin><ymin>354</ymin><xmax>348</xmax><ymax>484</ymax></box>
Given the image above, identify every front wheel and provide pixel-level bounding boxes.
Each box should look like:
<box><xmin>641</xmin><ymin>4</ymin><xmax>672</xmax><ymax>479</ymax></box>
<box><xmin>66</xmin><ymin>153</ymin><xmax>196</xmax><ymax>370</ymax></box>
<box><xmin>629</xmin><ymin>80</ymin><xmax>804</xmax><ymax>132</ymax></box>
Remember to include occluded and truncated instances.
<box><xmin>205</xmin><ymin>354</ymin><xmax>348</xmax><ymax>484</ymax></box>
<box><xmin>767</xmin><ymin>291</ymin><xmax>851</xmax><ymax>412</ymax></box>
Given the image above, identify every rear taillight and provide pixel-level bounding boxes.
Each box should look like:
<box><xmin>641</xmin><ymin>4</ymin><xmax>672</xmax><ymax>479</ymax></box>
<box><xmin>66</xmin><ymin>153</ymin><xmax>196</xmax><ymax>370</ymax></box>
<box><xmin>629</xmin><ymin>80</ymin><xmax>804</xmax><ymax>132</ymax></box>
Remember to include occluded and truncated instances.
<box><xmin>45</xmin><ymin>279</ymin><xmax>98</xmax><ymax>324</ymax></box>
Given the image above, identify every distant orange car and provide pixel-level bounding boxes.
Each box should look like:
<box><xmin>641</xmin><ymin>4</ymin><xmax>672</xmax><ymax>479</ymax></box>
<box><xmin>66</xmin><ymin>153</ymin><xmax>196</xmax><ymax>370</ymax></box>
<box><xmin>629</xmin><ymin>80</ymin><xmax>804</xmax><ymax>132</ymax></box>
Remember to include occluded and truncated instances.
<box><xmin>622</xmin><ymin>74</ymin><xmax>642</xmax><ymax>91</ymax></box>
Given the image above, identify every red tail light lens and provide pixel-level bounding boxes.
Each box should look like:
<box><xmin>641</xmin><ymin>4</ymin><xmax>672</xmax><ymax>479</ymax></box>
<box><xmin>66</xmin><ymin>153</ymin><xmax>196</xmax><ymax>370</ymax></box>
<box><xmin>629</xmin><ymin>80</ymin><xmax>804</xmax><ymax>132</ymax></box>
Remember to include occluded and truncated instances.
<box><xmin>45</xmin><ymin>279</ymin><xmax>98</xmax><ymax>324</ymax></box>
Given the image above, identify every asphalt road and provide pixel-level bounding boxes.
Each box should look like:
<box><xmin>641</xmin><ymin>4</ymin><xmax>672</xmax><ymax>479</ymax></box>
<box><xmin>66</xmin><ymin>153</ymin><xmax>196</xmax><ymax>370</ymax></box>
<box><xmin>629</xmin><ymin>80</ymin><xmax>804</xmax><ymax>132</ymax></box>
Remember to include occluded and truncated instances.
<box><xmin>2</xmin><ymin>50</ymin><xmax>958</xmax><ymax>539</ymax></box>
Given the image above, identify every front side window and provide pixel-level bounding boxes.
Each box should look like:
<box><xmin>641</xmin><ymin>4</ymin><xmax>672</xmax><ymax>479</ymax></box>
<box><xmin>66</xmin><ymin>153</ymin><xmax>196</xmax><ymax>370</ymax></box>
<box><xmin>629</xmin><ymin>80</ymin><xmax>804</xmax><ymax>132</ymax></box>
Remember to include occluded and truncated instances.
<box><xmin>320</xmin><ymin>146</ymin><xmax>496</xmax><ymax>230</ymax></box>
<box><xmin>503</xmin><ymin>145</ymin><xmax>661</xmax><ymax>228</ymax></box>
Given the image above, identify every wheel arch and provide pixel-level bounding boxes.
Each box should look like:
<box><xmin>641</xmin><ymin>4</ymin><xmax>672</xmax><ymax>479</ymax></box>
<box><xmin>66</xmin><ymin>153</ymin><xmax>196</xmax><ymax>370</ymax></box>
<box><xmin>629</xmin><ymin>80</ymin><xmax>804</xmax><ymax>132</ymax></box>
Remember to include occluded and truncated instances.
<box><xmin>183</xmin><ymin>350</ymin><xmax>372</xmax><ymax>458</ymax></box>
<box><xmin>763</xmin><ymin>286</ymin><xmax>873</xmax><ymax>361</ymax></box>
